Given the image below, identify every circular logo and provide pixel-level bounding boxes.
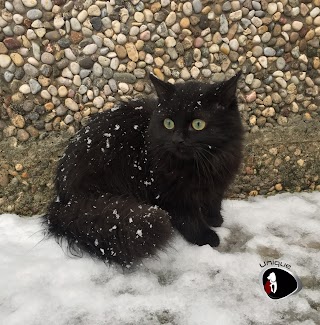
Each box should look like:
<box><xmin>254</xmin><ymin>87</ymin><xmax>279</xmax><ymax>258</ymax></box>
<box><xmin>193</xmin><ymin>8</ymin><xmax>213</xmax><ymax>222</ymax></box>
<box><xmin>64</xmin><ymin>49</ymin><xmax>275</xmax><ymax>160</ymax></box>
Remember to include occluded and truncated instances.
<box><xmin>260</xmin><ymin>266</ymin><xmax>302</xmax><ymax>300</ymax></box>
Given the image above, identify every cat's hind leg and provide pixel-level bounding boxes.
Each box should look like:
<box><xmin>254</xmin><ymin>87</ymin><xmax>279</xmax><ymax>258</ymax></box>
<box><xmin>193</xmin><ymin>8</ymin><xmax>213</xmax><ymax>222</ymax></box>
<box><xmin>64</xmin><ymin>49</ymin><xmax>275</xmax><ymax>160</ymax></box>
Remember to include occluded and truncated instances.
<box><xmin>43</xmin><ymin>194</ymin><xmax>173</xmax><ymax>267</ymax></box>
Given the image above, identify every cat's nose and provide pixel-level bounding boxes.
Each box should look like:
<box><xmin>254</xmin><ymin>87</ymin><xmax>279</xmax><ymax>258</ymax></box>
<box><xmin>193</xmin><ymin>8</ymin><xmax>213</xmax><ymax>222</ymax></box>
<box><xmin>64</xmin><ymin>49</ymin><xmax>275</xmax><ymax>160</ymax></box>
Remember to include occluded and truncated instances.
<box><xmin>172</xmin><ymin>132</ymin><xmax>184</xmax><ymax>145</ymax></box>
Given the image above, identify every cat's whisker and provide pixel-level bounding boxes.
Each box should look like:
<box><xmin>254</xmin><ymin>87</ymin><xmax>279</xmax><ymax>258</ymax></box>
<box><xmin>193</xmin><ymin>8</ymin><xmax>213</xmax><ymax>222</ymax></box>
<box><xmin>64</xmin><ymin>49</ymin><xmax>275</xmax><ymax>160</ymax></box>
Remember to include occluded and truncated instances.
<box><xmin>194</xmin><ymin>150</ymin><xmax>213</xmax><ymax>185</ymax></box>
<box><xmin>198</xmin><ymin>146</ymin><xmax>234</xmax><ymax>179</ymax></box>
<box><xmin>194</xmin><ymin>152</ymin><xmax>201</xmax><ymax>179</ymax></box>
<box><xmin>201</xmin><ymin>155</ymin><xmax>215</xmax><ymax>185</ymax></box>
<box><xmin>193</xmin><ymin>151</ymin><xmax>202</xmax><ymax>189</ymax></box>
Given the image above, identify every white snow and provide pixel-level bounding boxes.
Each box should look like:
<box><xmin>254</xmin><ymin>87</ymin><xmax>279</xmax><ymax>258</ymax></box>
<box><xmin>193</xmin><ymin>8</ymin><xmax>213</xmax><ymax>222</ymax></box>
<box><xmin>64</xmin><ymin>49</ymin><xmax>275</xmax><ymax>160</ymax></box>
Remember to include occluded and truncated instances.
<box><xmin>1</xmin><ymin>192</ymin><xmax>320</xmax><ymax>325</ymax></box>
<box><xmin>136</xmin><ymin>229</ymin><xmax>143</xmax><ymax>237</ymax></box>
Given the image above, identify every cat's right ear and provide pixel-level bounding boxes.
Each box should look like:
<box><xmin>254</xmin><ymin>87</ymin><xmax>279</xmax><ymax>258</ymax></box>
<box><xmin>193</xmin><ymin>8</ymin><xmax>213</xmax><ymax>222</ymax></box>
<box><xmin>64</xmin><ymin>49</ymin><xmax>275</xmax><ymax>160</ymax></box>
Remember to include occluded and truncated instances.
<box><xmin>150</xmin><ymin>73</ymin><xmax>175</xmax><ymax>100</ymax></box>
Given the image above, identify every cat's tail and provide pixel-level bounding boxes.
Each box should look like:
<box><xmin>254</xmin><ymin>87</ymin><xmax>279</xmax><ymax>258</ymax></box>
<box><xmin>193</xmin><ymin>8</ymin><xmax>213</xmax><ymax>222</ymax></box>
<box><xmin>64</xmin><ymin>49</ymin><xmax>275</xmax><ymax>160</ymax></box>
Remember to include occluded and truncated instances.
<box><xmin>43</xmin><ymin>194</ymin><xmax>173</xmax><ymax>267</ymax></box>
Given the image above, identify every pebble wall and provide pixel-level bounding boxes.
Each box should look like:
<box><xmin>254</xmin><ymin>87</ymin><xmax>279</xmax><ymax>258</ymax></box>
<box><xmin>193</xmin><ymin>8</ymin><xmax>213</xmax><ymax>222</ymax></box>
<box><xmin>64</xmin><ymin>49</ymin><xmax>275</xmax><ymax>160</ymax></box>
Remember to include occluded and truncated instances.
<box><xmin>0</xmin><ymin>0</ymin><xmax>320</xmax><ymax>215</ymax></box>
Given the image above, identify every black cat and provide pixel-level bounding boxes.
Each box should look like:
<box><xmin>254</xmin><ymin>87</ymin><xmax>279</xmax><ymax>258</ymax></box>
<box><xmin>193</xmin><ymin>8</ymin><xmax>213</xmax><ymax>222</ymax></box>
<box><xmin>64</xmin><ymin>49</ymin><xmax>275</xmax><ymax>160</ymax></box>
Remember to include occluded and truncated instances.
<box><xmin>43</xmin><ymin>73</ymin><xmax>244</xmax><ymax>267</ymax></box>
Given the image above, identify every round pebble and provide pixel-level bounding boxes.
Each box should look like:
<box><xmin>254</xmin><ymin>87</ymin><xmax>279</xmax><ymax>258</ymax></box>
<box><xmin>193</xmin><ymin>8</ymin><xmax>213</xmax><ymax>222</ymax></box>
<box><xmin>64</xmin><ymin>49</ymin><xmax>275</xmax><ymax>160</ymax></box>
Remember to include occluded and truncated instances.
<box><xmin>182</xmin><ymin>2</ymin><xmax>193</xmax><ymax>16</ymax></box>
<box><xmin>29</xmin><ymin>78</ymin><xmax>41</xmax><ymax>94</ymax></box>
<box><xmin>17</xmin><ymin>129</ymin><xmax>30</xmax><ymax>142</ymax></box>
<box><xmin>41</xmin><ymin>0</ymin><xmax>53</xmax><ymax>11</ymax></box>
<box><xmin>117</xmin><ymin>34</ymin><xmax>127</xmax><ymax>45</ymax></box>
<box><xmin>134</xmin><ymin>12</ymin><xmax>144</xmax><ymax>23</ymax></box>
<box><xmin>93</xmin><ymin>96</ymin><xmax>104</xmax><ymax>108</ymax></box>
<box><xmin>4</xmin><ymin>71</ymin><xmax>14</xmax><ymax>82</ymax></box>
<box><xmin>88</xmin><ymin>5</ymin><xmax>101</xmax><ymax>17</ymax></box>
<box><xmin>12</xmin><ymin>14</ymin><xmax>24</xmax><ymax>24</ymax></box>
<box><xmin>19</xmin><ymin>84</ymin><xmax>31</xmax><ymax>94</ymax></box>
<box><xmin>54</xmin><ymin>15</ymin><xmax>64</xmax><ymax>29</ymax></box>
<box><xmin>83</xmin><ymin>43</ymin><xmax>98</xmax><ymax>55</ymax></box>
<box><xmin>267</xmin><ymin>3</ymin><xmax>278</xmax><ymax>15</ymax></box>
<box><xmin>264</xmin><ymin>47</ymin><xmax>276</xmax><ymax>56</ymax></box>
<box><xmin>70</xmin><ymin>18</ymin><xmax>81</xmax><ymax>31</ymax></box>
<box><xmin>192</xmin><ymin>0</ymin><xmax>202</xmax><ymax>14</ymax></box>
<box><xmin>21</xmin><ymin>0</ymin><xmax>37</xmax><ymax>8</ymax></box>
<box><xmin>65</xmin><ymin>98</ymin><xmax>79</xmax><ymax>111</ymax></box>
<box><xmin>41</xmin><ymin>52</ymin><xmax>54</xmax><ymax>64</ymax></box>
<box><xmin>165</xmin><ymin>12</ymin><xmax>176</xmax><ymax>26</ymax></box>
<box><xmin>11</xmin><ymin>114</ymin><xmax>26</xmax><ymax>128</ymax></box>
<box><xmin>58</xmin><ymin>86</ymin><xmax>68</xmax><ymax>97</ymax></box>
<box><xmin>26</xmin><ymin>9</ymin><xmax>42</xmax><ymax>20</ymax></box>
<box><xmin>292</xmin><ymin>21</ymin><xmax>303</xmax><ymax>31</ymax></box>
<box><xmin>229</xmin><ymin>39</ymin><xmax>239</xmax><ymax>51</ymax></box>
<box><xmin>276</xmin><ymin>57</ymin><xmax>286</xmax><ymax>70</ymax></box>
<box><xmin>118</xmin><ymin>83</ymin><xmax>129</xmax><ymax>93</ymax></box>
<box><xmin>0</xmin><ymin>54</ymin><xmax>12</xmax><ymax>68</ymax></box>
<box><xmin>10</xmin><ymin>52</ymin><xmax>24</xmax><ymax>66</ymax></box>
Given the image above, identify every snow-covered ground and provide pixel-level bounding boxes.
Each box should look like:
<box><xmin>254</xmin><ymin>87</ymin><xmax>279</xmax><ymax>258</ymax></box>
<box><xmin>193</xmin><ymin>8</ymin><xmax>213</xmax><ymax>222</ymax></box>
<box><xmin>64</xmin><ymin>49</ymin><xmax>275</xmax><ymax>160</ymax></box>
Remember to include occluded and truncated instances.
<box><xmin>1</xmin><ymin>192</ymin><xmax>320</xmax><ymax>325</ymax></box>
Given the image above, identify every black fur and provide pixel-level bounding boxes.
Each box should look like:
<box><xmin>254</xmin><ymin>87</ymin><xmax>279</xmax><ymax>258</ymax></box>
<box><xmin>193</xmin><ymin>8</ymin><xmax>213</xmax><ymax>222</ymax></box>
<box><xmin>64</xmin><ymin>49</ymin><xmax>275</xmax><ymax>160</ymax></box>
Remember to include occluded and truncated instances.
<box><xmin>43</xmin><ymin>73</ymin><xmax>244</xmax><ymax>267</ymax></box>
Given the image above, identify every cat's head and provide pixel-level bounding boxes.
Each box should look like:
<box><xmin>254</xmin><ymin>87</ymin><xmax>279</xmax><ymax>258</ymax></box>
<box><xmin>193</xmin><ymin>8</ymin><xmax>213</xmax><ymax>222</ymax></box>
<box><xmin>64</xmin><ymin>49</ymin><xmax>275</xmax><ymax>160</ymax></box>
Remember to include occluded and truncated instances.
<box><xmin>148</xmin><ymin>73</ymin><xmax>243</xmax><ymax>161</ymax></box>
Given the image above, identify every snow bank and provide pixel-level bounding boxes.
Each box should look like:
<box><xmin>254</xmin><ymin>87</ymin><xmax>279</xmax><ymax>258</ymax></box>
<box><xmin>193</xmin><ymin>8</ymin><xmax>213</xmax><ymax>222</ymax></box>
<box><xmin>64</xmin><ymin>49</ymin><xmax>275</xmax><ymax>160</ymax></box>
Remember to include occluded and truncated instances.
<box><xmin>1</xmin><ymin>192</ymin><xmax>320</xmax><ymax>325</ymax></box>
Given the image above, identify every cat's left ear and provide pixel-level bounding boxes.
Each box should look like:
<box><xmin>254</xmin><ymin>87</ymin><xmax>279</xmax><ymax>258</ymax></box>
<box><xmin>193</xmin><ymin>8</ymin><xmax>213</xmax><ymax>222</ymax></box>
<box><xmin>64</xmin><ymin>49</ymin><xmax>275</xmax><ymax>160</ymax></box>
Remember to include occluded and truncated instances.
<box><xmin>216</xmin><ymin>71</ymin><xmax>242</xmax><ymax>107</ymax></box>
<box><xmin>150</xmin><ymin>73</ymin><xmax>175</xmax><ymax>100</ymax></box>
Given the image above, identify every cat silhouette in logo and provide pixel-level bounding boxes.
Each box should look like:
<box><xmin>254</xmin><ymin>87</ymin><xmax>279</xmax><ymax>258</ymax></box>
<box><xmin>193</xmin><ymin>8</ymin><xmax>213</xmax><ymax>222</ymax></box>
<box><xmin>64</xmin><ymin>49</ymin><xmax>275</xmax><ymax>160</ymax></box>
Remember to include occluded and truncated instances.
<box><xmin>264</xmin><ymin>272</ymin><xmax>278</xmax><ymax>294</ymax></box>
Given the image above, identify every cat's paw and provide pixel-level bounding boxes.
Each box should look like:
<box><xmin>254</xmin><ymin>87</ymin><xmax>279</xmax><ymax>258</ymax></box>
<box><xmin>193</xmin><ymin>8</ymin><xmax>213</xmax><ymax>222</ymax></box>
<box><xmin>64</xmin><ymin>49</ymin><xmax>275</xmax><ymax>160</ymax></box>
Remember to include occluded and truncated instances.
<box><xmin>206</xmin><ymin>214</ymin><xmax>224</xmax><ymax>227</ymax></box>
<box><xmin>195</xmin><ymin>229</ymin><xmax>220</xmax><ymax>247</ymax></box>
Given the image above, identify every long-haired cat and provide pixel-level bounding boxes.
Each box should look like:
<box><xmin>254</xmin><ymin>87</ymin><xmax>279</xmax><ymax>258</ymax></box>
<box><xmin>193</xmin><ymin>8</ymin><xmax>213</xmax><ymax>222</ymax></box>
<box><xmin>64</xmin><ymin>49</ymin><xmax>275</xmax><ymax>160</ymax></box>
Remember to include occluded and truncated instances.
<box><xmin>43</xmin><ymin>73</ymin><xmax>244</xmax><ymax>267</ymax></box>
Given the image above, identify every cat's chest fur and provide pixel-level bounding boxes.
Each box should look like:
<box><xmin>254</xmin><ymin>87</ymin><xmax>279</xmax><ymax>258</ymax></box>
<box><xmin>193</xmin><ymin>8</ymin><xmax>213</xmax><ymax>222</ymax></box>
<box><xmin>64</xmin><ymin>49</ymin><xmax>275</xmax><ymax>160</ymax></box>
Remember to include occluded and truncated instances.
<box><xmin>147</xmin><ymin>159</ymin><xmax>214</xmax><ymax>212</ymax></box>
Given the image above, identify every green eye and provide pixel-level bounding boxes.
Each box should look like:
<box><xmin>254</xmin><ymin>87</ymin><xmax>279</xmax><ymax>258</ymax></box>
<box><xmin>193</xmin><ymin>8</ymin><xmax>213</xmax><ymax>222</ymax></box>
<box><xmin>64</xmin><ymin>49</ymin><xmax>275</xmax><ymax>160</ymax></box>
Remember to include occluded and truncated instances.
<box><xmin>163</xmin><ymin>118</ymin><xmax>175</xmax><ymax>130</ymax></box>
<box><xmin>192</xmin><ymin>119</ymin><xmax>206</xmax><ymax>131</ymax></box>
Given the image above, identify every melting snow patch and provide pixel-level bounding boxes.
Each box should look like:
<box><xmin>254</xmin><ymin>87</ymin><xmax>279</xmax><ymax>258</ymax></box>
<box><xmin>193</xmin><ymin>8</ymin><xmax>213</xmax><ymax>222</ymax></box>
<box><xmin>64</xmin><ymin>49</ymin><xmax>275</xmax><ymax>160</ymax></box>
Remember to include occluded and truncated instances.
<box><xmin>0</xmin><ymin>192</ymin><xmax>320</xmax><ymax>325</ymax></box>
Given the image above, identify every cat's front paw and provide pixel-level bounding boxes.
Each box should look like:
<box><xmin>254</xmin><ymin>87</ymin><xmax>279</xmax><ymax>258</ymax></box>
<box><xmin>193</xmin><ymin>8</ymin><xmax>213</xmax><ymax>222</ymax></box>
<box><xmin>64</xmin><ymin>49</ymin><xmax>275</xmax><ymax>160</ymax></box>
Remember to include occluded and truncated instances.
<box><xmin>195</xmin><ymin>229</ymin><xmax>220</xmax><ymax>247</ymax></box>
<box><xmin>206</xmin><ymin>214</ymin><xmax>224</xmax><ymax>227</ymax></box>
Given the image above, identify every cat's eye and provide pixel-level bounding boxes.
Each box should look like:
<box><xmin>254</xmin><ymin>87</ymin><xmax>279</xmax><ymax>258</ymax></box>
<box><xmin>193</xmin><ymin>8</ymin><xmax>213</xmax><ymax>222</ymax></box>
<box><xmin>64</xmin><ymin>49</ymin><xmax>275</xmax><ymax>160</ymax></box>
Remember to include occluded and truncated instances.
<box><xmin>163</xmin><ymin>118</ymin><xmax>175</xmax><ymax>130</ymax></box>
<box><xmin>191</xmin><ymin>119</ymin><xmax>206</xmax><ymax>131</ymax></box>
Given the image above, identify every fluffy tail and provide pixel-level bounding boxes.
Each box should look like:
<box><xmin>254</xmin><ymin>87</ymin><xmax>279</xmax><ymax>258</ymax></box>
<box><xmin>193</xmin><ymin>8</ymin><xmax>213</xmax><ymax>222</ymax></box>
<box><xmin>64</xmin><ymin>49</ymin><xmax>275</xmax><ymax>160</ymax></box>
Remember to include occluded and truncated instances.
<box><xmin>43</xmin><ymin>194</ymin><xmax>173</xmax><ymax>267</ymax></box>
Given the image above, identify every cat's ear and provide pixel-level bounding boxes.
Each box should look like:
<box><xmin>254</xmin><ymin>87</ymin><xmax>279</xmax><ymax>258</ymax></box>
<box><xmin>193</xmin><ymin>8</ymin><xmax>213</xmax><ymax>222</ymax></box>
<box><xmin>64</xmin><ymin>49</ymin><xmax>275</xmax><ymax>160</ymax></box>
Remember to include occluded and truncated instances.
<box><xmin>216</xmin><ymin>71</ymin><xmax>242</xmax><ymax>107</ymax></box>
<box><xmin>207</xmin><ymin>71</ymin><xmax>241</xmax><ymax>108</ymax></box>
<box><xmin>150</xmin><ymin>73</ymin><xmax>175</xmax><ymax>100</ymax></box>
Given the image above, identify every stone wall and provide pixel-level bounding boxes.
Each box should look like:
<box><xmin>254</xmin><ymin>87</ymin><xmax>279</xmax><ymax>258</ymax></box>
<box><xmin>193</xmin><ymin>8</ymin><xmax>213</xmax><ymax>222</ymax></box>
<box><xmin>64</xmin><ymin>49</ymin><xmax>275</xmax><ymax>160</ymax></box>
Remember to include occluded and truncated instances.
<box><xmin>0</xmin><ymin>0</ymin><xmax>320</xmax><ymax>215</ymax></box>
